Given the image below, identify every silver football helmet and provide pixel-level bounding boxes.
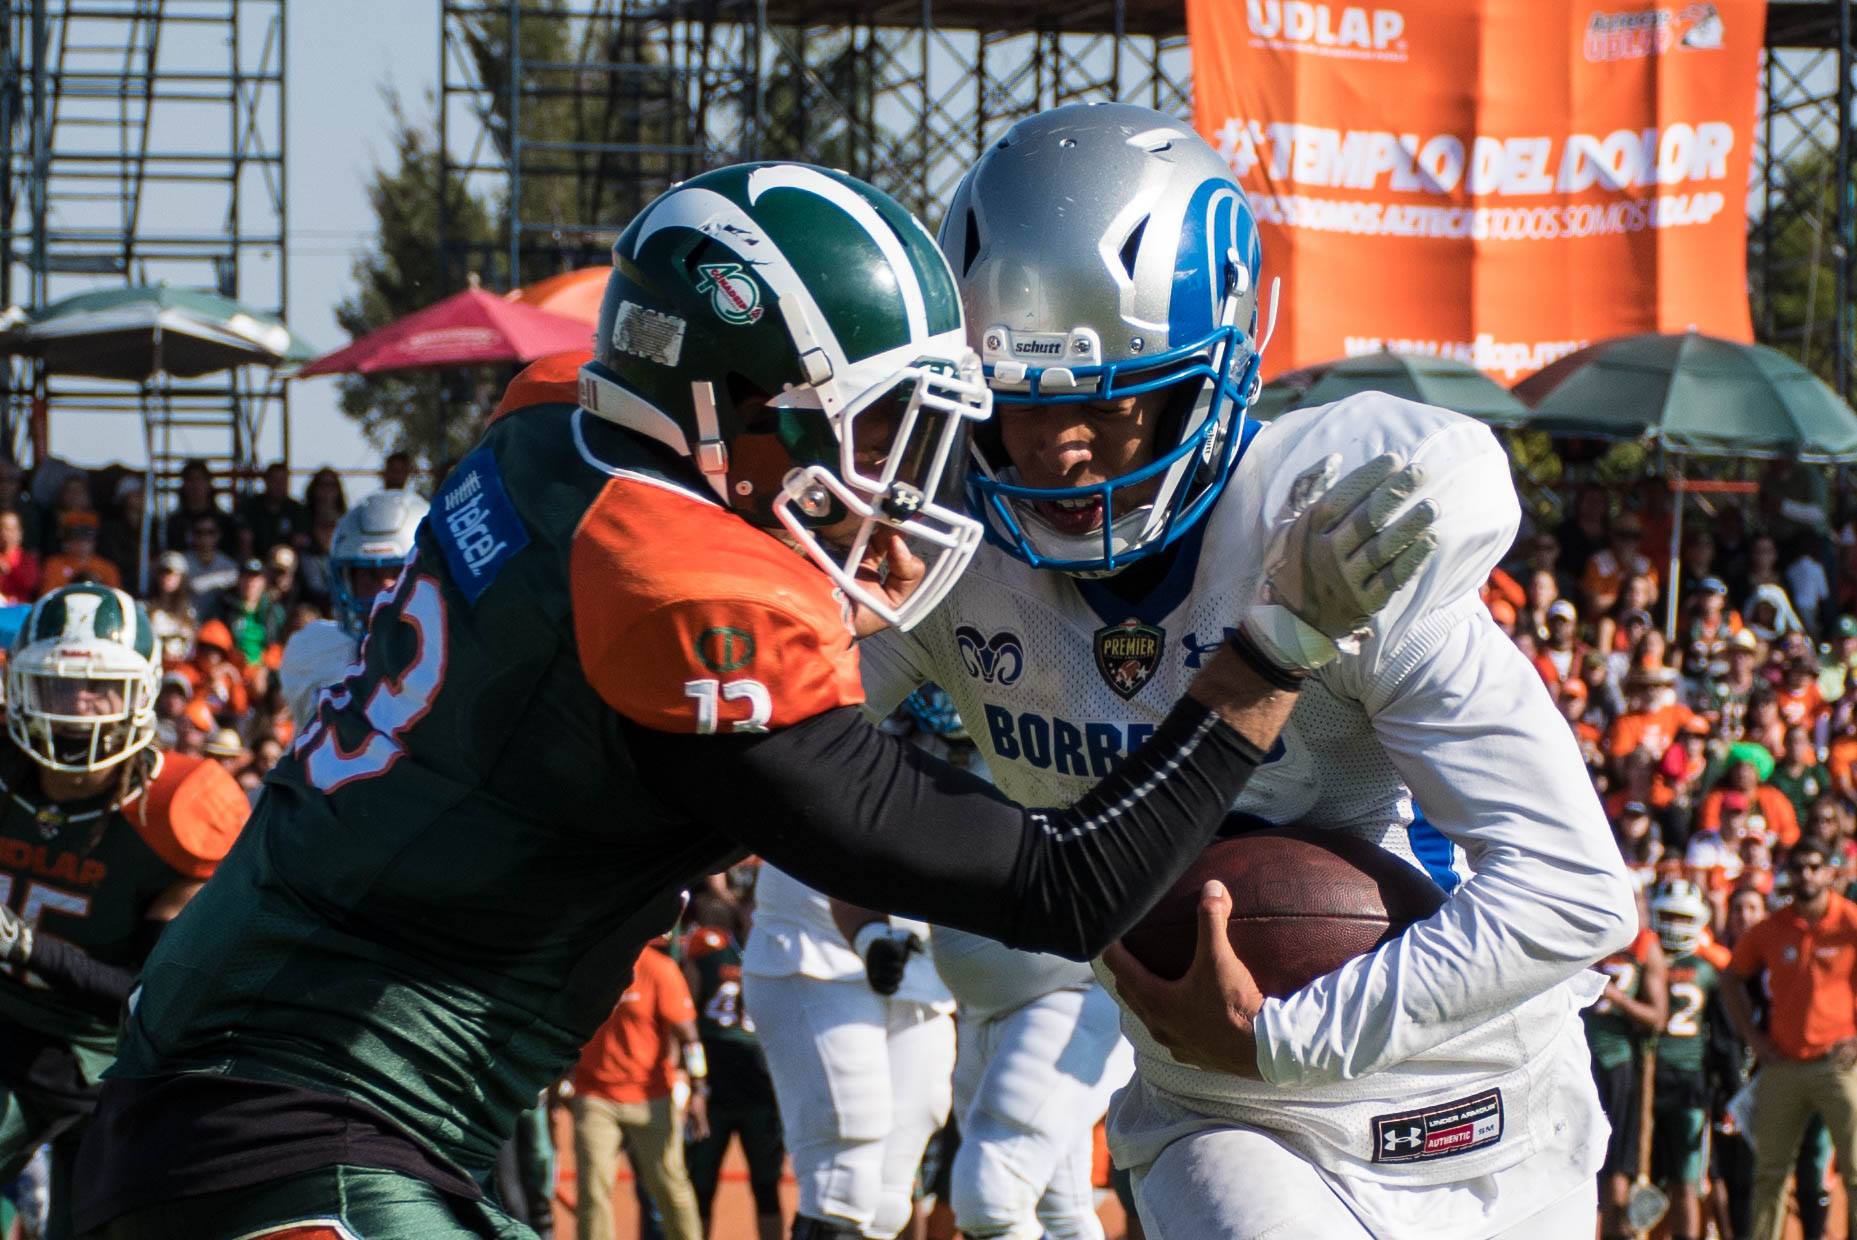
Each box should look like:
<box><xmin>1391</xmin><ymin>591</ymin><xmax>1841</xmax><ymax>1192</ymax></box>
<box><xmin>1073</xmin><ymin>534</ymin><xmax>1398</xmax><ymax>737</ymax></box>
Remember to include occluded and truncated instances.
<box><xmin>331</xmin><ymin>489</ymin><xmax>429</xmax><ymax>637</ymax></box>
<box><xmin>940</xmin><ymin>102</ymin><xmax>1266</xmax><ymax>574</ymax></box>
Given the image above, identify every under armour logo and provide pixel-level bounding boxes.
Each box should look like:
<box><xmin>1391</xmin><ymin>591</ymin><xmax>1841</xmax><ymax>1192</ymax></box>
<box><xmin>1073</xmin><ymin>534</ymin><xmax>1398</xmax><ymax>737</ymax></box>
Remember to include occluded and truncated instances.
<box><xmin>1382</xmin><ymin>1127</ymin><xmax>1424</xmax><ymax>1152</ymax></box>
<box><xmin>1182</xmin><ymin>627</ymin><xmax>1238</xmax><ymax>669</ymax></box>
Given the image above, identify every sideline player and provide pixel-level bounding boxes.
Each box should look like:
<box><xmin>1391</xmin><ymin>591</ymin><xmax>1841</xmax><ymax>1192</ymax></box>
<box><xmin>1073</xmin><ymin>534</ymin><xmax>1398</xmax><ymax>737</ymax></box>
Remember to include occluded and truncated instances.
<box><xmin>0</xmin><ymin>584</ymin><xmax>247</xmax><ymax>1237</ymax></box>
<box><xmin>859</xmin><ymin>104</ymin><xmax>1636</xmax><ymax>1240</ymax></box>
<box><xmin>1646</xmin><ymin>879</ymin><xmax>1728</xmax><ymax>1240</ymax></box>
<box><xmin>278</xmin><ymin>488</ymin><xmax>430</xmax><ymax>728</ymax></box>
<box><xmin>72</xmin><ymin>163</ymin><xmax>1438</xmax><ymax>1239</ymax></box>
<box><xmin>741</xmin><ymin>872</ymin><xmax>954</xmax><ymax>1240</ymax></box>
<box><xmin>1585</xmin><ymin>893</ymin><xmax>1668</xmax><ymax>1238</ymax></box>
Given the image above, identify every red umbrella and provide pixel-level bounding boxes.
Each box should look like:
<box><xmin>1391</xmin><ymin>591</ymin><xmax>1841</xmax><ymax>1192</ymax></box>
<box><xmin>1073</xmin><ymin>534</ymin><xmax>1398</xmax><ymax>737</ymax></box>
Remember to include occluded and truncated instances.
<box><xmin>298</xmin><ymin>287</ymin><xmax>593</xmax><ymax>377</ymax></box>
<box><xmin>506</xmin><ymin>267</ymin><xmax>606</xmax><ymax>326</ymax></box>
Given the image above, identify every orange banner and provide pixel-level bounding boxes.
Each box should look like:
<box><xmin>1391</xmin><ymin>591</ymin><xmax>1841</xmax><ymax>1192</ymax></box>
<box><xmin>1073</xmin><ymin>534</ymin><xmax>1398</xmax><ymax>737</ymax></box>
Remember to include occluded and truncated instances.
<box><xmin>1188</xmin><ymin>0</ymin><xmax>1765</xmax><ymax>382</ymax></box>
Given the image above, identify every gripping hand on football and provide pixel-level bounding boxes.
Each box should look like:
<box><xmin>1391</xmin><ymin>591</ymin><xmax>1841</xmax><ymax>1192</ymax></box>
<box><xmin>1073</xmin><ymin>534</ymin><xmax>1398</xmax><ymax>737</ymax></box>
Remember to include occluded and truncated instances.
<box><xmin>1241</xmin><ymin>451</ymin><xmax>1439</xmax><ymax>674</ymax></box>
<box><xmin>854</xmin><ymin>922</ymin><xmax>921</xmax><ymax>997</ymax></box>
<box><xmin>1102</xmin><ymin>880</ymin><xmax>1264</xmax><ymax>1079</ymax></box>
<box><xmin>0</xmin><ymin>903</ymin><xmax>31</xmax><ymax>967</ymax></box>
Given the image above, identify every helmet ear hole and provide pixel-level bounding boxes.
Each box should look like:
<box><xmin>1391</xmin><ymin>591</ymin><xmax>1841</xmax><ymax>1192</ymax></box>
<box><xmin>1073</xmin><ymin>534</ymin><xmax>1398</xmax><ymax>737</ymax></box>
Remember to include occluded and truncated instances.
<box><xmin>961</xmin><ymin>209</ymin><xmax>982</xmax><ymax>277</ymax></box>
<box><xmin>1118</xmin><ymin>216</ymin><xmax>1149</xmax><ymax>279</ymax></box>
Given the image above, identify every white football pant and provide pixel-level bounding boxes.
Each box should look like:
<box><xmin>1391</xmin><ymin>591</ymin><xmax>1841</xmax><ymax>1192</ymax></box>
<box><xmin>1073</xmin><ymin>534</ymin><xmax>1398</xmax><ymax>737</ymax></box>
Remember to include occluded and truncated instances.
<box><xmin>744</xmin><ymin>973</ymin><xmax>954</xmax><ymax>1239</ymax></box>
<box><xmin>951</xmin><ymin>985</ymin><xmax>1133</xmax><ymax>1240</ymax></box>
<box><xmin>1130</xmin><ymin>1122</ymin><xmax>1597</xmax><ymax>1239</ymax></box>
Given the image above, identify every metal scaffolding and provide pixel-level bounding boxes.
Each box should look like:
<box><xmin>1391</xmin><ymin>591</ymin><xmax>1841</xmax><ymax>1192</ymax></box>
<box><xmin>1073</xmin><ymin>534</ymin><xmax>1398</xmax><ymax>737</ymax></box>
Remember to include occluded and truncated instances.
<box><xmin>445</xmin><ymin>1</ymin><xmax>1850</xmax><ymax>393</ymax></box>
<box><xmin>0</xmin><ymin>0</ymin><xmax>289</xmax><ymax>489</ymax></box>
<box><xmin>1753</xmin><ymin>2</ymin><xmax>1857</xmax><ymax>405</ymax></box>
<box><xmin>436</xmin><ymin>0</ymin><xmax>1191</xmax><ymax>288</ymax></box>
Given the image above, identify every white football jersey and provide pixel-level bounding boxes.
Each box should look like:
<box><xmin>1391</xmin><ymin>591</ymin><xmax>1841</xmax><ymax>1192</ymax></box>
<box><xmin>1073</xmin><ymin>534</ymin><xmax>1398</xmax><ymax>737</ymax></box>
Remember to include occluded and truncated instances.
<box><xmin>860</xmin><ymin>394</ymin><xmax>1634</xmax><ymax>1206</ymax></box>
<box><xmin>278</xmin><ymin>620</ymin><xmax>361</xmax><ymax>731</ymax></box>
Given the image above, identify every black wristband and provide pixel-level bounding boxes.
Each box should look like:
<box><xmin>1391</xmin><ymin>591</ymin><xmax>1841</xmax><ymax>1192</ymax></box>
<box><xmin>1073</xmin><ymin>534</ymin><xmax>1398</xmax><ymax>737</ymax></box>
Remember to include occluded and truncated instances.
<box><xmin>1226</xmin><ymin>624</ymin><xmax>1309</xmax><ymax>692</ymax></box>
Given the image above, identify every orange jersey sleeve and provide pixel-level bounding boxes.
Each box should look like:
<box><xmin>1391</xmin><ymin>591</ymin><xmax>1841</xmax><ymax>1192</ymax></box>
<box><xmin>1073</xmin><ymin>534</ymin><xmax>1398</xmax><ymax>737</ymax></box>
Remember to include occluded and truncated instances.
<box><xmin>128</xmin><ymin>752</ymin><xmax>251</xmax><ymax>880</ymax></box>
<box><xmin>571</xmin><ymin>475</ymin><xmax>863</xmax><ymax>734</ymax></box>
<box><xmin>490</xmin><ymin>349</ymin><xmax>591</xmax><ymax>425</ymax></box>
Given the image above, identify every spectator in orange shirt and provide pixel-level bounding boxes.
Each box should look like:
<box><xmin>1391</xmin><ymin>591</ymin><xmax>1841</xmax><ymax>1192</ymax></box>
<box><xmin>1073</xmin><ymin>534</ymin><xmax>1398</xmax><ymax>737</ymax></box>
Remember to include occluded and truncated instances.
<box><xmin>1558</xmin><ymin>676</ymin><xmax>1604</xmax><ymax>772</ymax></box>
<box><xmin>37</xmin><ymin>511</ymin><xmax>121</xmax><ymax>596</ymax></box>
<box><xmin>1583</xmin><ymin>512</ymin><xmax>1658</xmax><ymax>618</ymax></box>
<box><xmin>1606</xmin><ymin>666</ymin><xmax>1703</xmax><ymax>779</ymax></box>
<box><xmin>1776</xmin><ymin>659</ymin><xmax>1828</xmax><ymax>733</ymax></box>
<box><xmin>1533</xmin><ymin>599</ymin><xmax>1585</xmax><ymax>692</ymax></box>
<box><xmin>175</xmin><ymin>619</ymin><xmax>249</xmax><ymax>723</ymax></box>
<box><xmin>569</xmin><ymin>940</ymin><xmax>707</xmax><ymax>1240</ymax></box>
<box><xmin>1696</xmin><ymin>760</ymin><xmax>1801</xmax><ymax>848</ymax></box>
<box><xmin>1721</xmin><ymin>839</ymin><xmax>1857</xmax><ymax>1240</ymax></box>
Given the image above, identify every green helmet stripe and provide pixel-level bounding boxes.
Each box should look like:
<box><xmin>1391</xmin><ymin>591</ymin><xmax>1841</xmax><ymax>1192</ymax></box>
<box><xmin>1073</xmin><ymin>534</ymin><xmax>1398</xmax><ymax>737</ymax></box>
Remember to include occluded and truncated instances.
<box><xmin>19</xmin><ymin>585</ymin><xmax>155</xmax><ymax>660</ymax></box>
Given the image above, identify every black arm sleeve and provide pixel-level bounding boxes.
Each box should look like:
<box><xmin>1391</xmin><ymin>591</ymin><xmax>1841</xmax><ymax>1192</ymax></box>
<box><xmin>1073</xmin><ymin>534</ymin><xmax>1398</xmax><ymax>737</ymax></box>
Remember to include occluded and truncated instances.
<box><xmin>26</xmin><ymin>929</ymin><xmax>149</xmax><ymax>1021</ymax></box>
<box><xmin>628</xmin><ymin>695</ymin><xmax>1266</xmax><ymax>961</ymax></box>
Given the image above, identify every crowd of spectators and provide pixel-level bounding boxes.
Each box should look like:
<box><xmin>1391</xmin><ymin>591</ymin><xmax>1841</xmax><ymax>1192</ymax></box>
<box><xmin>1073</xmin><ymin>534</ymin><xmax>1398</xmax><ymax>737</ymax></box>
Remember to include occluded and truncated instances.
<box><xmin>1491</xmin><ymin>461</ymin><xmax>1857</xmax><ymax>1239</ymax></box>
<box><xmin>0</xmin><ymin>452</ymin><xmax>417</xmax><ymax>806</ymax></box>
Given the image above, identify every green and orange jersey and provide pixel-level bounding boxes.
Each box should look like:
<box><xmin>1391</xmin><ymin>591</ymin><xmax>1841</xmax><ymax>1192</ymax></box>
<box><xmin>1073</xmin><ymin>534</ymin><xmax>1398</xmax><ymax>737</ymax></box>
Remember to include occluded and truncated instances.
<box><xmin>1585</xmin><ymin>926</ymin><xmax>1660</xmax><ymax>1070</ymax></box>
<box><xmin>109</xmin><ymin>374</ymin><xmax>864</xmax><ymax>1180</ymax></box>
<box><xmin>1657</xmin><ymin>949</ymin><xmax>1724</xmax><ymax>1075</ymax></box>
<box><xmin>0</xmin><ymin>747</ymin><xmax>246</xmax><ymax>1071</ymax></box>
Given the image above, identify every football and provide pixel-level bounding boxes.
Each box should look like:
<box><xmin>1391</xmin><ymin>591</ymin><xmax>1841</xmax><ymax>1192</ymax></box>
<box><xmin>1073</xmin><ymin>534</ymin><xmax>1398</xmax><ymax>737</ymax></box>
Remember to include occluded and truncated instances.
<box><xmin>1118</xmin><ymin>826</ymin><xmax>1448</xmax><ymax>996</ymax></box>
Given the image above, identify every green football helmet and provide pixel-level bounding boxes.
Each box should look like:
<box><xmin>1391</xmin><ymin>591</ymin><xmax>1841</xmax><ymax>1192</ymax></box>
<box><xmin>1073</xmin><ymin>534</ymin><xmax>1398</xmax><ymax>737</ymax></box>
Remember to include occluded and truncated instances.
<box><xmin>8</xmin><ymin>584</ymin><xmax>160</xmax><ymax>773</ymax></box>
<box><xmin>578</xmin><ymin>162</ymin><xmax>991</xmax><ymax>630</ymax></box>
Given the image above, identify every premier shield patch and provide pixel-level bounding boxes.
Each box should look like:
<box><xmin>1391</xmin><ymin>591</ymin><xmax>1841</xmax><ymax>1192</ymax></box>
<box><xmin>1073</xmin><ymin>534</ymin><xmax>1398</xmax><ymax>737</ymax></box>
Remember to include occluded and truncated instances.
<box><xmin>1371</xmin><ymin>1089</ymin><xmax>1503</xmax><ymax>1164</ymax></box>
<box><xmin>433</xmin><ymin>446</ymin><xmax>529</xmax><ymax>604</ymax></box>
<box><xmin>1094</xmin><ymin>620</ymin><xmax>1163</xmax><ymax>700</ymax></box>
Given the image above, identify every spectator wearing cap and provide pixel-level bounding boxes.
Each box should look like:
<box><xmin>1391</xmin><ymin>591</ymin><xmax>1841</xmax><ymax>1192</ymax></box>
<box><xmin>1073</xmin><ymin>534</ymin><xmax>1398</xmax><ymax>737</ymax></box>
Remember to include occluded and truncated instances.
<box><xmin>215</xmin><ymin>558</ymin><xmax>287</xmax><ymax>667</ymax></box>
<box><xmin>0</xmin><ymin>509</ymin><xmax>41</xmax><ymax>604</ymax></box>
<box><xmin>176</xmin><ymin>619</ymin><xmax>249</xmax><ymax>722</ymax></box>
<box><xmin>96</xmin><ymin>472</ymin><xmax>148</xmax><ymax>587</ymax></box>
<box><xmin>1583</xmin><ymin>511</ymin><xmax>1659</xmax><ymax>619</ymax></box>
<box><xmin>1605</xmin><ymin>665</ymin><xmax>1704</xmax><ymax>780</ymax></box>
<box><xmin>162</xmin><ymin>458</ymin><xmax>230</xmax><ymax>553</ymax></box>
<box><xmin>1698</xmin><ymin>759</ymin><xmax>1801</xmax><ymax>850</ymax></box>
<box><xmin>237</xmin><ymin>460</ymin><xmax>311</xmax><ymax>557</ymax></box>
<box><xmin>146</xmin><ymin>551</ymin><xmax>198</xmax><ymax>666</ymax></box>
<box><xmin>1557</xmin><ymin>676</ymin><xmax>1603</xmax><ymax>769</ymax></box>
<box><xmin>1681</xmin><ymin>575</ymin><xmax>1741</xmax><ymax>666</ymax></box>
<box><xmin>203</xmin><ymin>727</ymin><xmax>247</xmax><ymax>775</ymax></box>
<box><xmin>1777</xmin><ymin>658</ymin><xmax>1829</xmax><ymax>734</ymax></box>
<box><xmin>182</xmin><ymin>511</ymin><xmax>238</xmax><ymax>618</ymax></box>
<box><xmin>1532</xmin><ymin>598</ymin><xmax>1585</xmax><ymax>692</ymax></box>
<box><xmin>1702</xmin><ymin>628</ymin><xmax>1765</xmax><ymax>741</ymax></box>
<box><xmin>1603</xmin><ymin>609</ymin><xmax>1656</xmax><ymax>687</ymax></box>
<box><xmin>1823</xmin><ymin>616</ymin><xmax>1857</xmax><ymax>702</ymax></box>
<box><xmin>264</xmin><ymin>543</ymin><xmax>301</xmax><ymax>614</ymax></box>
<box><xmin>38</xmin><ymin>511</ymin><xmax>121</xmax><ymax>596</ymax></box>
<box><xmin>1721</xmin><ymin>837</ymin><xmax>1857</xmax><ymax>1240</ymax></box>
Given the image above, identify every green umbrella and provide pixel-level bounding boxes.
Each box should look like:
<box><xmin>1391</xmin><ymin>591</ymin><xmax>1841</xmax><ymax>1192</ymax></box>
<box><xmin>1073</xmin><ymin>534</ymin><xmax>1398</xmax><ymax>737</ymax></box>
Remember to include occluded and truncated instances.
<box><xmin>6</xmin><ymin>285</ymin><xmax>315</xmax><ymax>380</ymax></box>
<box><xmin>1513</xmin><ymin>331</ymin><xmax>1857</xmax><ymax>463</ymax></box>
<box><xmin>1251</xmin><ymin>351</ymin><xmax>1530</xmax><ymax>426</ymax></box>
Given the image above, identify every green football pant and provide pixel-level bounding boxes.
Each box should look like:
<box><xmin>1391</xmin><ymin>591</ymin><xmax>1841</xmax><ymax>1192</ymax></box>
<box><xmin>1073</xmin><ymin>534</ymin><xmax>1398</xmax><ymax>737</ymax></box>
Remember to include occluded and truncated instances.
<box><xmin>79</xmin><ymin>1164</ymin><xmax>536</xmax><ymax>1240</ymax></box>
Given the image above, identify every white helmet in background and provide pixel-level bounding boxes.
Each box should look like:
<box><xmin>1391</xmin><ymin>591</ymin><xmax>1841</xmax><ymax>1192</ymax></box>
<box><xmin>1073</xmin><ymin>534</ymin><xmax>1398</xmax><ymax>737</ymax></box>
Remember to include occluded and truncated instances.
<box><xmin>1650</xmin><ymin>878</ymin><xmax>1712</xmax><ymax>957</ymax></box>
<box><xmin>7</xmin><ymin>584</ymin><xmax>160</xmax><ymax>773</ymax></box>
<box><xmin>331</xmin><ymin>489</ymin><xmax>429</xmax><ymax>638</ymax></box>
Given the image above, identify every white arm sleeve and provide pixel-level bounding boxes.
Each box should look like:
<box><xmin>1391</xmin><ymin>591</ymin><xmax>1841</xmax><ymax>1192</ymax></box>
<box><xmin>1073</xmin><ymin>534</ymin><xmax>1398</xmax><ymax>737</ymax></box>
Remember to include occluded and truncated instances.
<box><xmin>278</xmin><ymin>621</ymin><xmax>360</xmax><ymax>731</ymax></box>
<box><xmin>1252</xmin><ymin>606</ymin><xmax>1638</xmax><ymax>1087</ymax></box>
<box><xmin>856</xmin><ymin>624</ymin><xmax>936</xmax><ymax>723</ymax></box>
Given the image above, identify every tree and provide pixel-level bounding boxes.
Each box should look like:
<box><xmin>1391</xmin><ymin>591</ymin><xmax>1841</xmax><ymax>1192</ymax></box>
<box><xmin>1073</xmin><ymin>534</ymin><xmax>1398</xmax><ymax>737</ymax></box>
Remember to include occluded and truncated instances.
<box><xmin>332</xmin><ymin>97</ymin><xmax>496</xmax><ymax>472</ymax></box>
<box><xmin>1750</xmin><ymin>145</ymin><xmax>1854</xmax><ymax>396</ymax></box>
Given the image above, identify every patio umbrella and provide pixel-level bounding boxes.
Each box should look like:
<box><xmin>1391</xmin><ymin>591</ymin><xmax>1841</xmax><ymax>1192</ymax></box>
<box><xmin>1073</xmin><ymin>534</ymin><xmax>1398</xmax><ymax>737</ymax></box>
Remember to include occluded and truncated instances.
<box><xmin>506</xmin><ymin>267</ymin><xmax>606</xmax><ymax>326</ymax></box>
<box><xmin>1250</xmin><ymin>351</ymin><xmax>1530</xmax><ymax>426</ymax></box>
<box><xmin>298</xmin><ymin>287</ymin><xmax>593</xmax><ymax>377</ymax></box>
<box><xmin>1513</xmin><ymin>331</ymin><xmax>1857</xmax><ymax>462</ymax></box>
<box><xmin>1516</xmin><ymin>331</ymin><xmax>1857</xmax><ymax>636</ymax></box>
<box><xmin>3</xmin><ymin>285</ymin><xmax>314</xmax><ymax>379</ymax></box>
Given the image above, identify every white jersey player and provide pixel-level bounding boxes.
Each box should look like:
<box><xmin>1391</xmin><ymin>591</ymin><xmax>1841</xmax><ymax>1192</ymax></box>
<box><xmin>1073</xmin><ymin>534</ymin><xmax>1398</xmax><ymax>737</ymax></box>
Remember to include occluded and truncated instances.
<box><xmin>742</xmin><ymin>864</ymin><xmax>955</xmax><ymax>1240</ymax></box>
<box><xmin>278</xmin><ymin>489</ymin><xmax>429</xmax><ymax>728</ymax></box>
<box><xmin>859</xmin><ymin>103</ymin><xmax>1637</xmax><ymax>1240</ymax></box>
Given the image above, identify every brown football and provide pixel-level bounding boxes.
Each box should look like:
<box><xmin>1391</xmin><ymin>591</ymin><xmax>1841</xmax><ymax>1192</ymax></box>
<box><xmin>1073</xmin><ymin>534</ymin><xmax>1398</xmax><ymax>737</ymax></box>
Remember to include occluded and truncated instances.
<box><xmin>1118</xmin><ymin>826</ymin><xmax>1448</xmax><ymax>996</ymax></box>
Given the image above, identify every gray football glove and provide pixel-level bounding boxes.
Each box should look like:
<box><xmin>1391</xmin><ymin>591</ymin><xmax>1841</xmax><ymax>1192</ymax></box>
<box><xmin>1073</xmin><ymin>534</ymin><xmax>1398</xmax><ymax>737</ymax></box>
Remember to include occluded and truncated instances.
<box><xmin>1241</xmin><ymin>451</ymin><xmax>1440</xmax><ymax>673</ymax></box>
